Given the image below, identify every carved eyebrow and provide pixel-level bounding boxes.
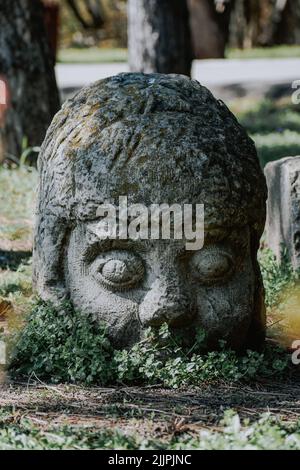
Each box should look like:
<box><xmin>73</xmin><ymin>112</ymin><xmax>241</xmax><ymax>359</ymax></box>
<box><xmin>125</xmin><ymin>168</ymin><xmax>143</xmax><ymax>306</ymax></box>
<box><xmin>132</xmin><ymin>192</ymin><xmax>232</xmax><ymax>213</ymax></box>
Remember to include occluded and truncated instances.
<box><xmin>82</xmin><ymin>224</ymin><xmax>245</xmax><ymax>261</ymax></box>
<box><xmin>82</xmin><ymin>237</ymin><xmax>150</xmax><ymax>261</ymax></box>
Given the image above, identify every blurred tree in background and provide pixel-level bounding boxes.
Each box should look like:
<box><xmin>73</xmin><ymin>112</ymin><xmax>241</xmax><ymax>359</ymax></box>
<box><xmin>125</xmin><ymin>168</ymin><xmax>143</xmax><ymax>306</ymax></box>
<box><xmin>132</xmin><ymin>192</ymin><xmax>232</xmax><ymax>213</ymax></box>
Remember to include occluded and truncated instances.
<box><xmin>58</xmin><ymin>0</ymin><xmax>127</xmax><ymax>48</ymax></box>
<box><xmin>57</xmin><ymin>0</ymin><xmax>300</xmax><ymax>62</ymax></box>
<box><xmin>229</xmin><ymin>0</ymin><xmax>300</xmax><ymax>49</ymax></box>
<box><xmin>128</xmin><ymin>0</ymin><xmax>192</xmax><ymax>75</ymax></box>
<box><xmin>66</xmin><ymin>0</ymin><xmax>105</xmax><ymax>29</ymax></box>
<box><xmin>0</xmin><ymin>0</ymin><xmax>60</xmax><ymax>164</ymax></box>
<box><xmin>189</xmin><ymin>0</ymin><xmax>235</xmax><ymax>58</ymax></box>
<box><xmin>188</xmin><ymin>0</ymin><xmax>300</xmax><ymax>59</ymax></box>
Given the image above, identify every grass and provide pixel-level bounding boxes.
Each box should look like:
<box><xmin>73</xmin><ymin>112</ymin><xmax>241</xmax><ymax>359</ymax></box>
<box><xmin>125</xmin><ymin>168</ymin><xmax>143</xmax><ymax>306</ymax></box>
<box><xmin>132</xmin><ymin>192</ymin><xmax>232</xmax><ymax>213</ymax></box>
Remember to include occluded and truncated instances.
<box><xmin>0</xmin><ymin>261</ymin><xmax>32</xmax><ymax>298</ymax></box>
<box><xmin>0</xmin><ymin>164</ymin><xmax>36</xmax><ymax>333</ymax></box>
<box><xmin>57</xmin><ymin>46</ymin><xmax>300</xmax><ymax>64</ymax></box>
<box><xmin>259</xmin><ymin>248</ymin><xmax>299</xmax><ymax>309</ymax></box>
<box><xmin>8</xmin><ymin>301</ymin><xmax>291</xmax><ymax>387</ymax></box>
<box><xmin>0</xmin><ymin>165</ymin><xmax>37</xmax><ymax>249</ymax></box>
<box><xmin>254</xmin><ymin>131</ymin><xmax>300</xmax><ymax>167</ymax></box>
<box><xmin>0</xmin><ymin>166</ymin><xmax>37</xmax><ymax>221</ymax></box>
<box><xmin>235</xmin><ymin>99</ymin><xmax>300</xmax><ymax>167</ymax></box>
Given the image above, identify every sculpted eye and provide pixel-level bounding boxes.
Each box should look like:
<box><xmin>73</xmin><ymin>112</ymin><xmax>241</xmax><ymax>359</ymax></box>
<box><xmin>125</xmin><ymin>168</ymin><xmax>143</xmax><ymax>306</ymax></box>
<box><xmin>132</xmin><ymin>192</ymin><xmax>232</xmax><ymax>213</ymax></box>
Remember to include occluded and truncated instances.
<box><xmin>189</xmin><ymin>247</ymin><xmax>234</xmax><ymax>285</ymax></box>
<box><xmin>91</xmin><ymin>251</ymin><xmax>144</xmax><ymax>290</ymax></box>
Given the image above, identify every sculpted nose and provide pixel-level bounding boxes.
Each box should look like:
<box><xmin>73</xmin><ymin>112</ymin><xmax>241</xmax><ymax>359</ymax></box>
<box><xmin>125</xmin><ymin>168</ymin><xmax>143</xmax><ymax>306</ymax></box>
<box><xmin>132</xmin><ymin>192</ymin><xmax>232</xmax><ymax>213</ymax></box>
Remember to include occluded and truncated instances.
<box><xmin>139</xmin><ymin>277</ymin><xmax>195</xmax><ymax>327</ymax></box>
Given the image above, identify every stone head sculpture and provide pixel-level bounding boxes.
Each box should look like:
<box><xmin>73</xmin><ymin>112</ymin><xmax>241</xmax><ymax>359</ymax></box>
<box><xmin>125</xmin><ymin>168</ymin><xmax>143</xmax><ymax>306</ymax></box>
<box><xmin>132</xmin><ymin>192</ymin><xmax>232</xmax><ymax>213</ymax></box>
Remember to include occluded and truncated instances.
<box><xmin>34</xmin><ymin>73</ymin><xmax>267</xmax><ymax>350</ymax></box>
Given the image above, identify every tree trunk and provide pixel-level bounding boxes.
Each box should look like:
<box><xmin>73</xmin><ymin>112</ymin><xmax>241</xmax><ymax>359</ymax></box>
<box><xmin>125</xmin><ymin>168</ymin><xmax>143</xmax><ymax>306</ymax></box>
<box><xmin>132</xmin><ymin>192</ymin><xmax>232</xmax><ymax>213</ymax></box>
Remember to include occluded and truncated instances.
<box><xmin>66</xmin><ymin>0</ymin><xmax>105</xmax><ymax>30</ymax></box>
<box><xmin>0</xmin><ymin>0</ymin><xmax>60</xmax><ymax>163</ymax></box>
<box><xmin>244</xmin><ymin>0</ymin><xmax>260</xmax><ymax>48</ymax></box>
<box><xmin>272</xmin><ymin>0</ymin><xmax>300</xmax><ymax>45</ymax></box>
<box><xmin>189</xmin><ymin>0</ymin><xmax>235</xmax><ymax>59</ymax></box>
<box><xmin>229</xmin><ymin>0</ymin><xmax>248</xmax><ymax>48</ymax></box>
<box><xmin>128</xmin><ymin>0</ymin><xmax>192</xmax><ymax>76</ymax></box>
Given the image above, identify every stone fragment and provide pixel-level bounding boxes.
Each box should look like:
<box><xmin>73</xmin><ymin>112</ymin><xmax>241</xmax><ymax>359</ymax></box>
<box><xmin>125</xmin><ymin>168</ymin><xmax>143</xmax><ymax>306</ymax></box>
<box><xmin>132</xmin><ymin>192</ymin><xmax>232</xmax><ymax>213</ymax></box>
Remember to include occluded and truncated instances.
<box><xmin>265</xmin><ymin>156</ymin><xmax>300</xmax><ymax>270</ymax></box>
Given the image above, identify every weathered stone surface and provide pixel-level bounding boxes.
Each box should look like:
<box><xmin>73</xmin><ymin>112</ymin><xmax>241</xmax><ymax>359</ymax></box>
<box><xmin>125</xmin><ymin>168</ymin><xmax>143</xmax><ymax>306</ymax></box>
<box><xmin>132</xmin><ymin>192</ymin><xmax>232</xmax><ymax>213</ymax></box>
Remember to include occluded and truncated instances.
<box><xmin>265</xmin><ymin>156</ymin><xmax>300</xmax><ymax>270</ymax></box>
<box><xmin>33</xmin><ymin>73</ymin><xmax>267</xmax><ymax>350</ymax></box>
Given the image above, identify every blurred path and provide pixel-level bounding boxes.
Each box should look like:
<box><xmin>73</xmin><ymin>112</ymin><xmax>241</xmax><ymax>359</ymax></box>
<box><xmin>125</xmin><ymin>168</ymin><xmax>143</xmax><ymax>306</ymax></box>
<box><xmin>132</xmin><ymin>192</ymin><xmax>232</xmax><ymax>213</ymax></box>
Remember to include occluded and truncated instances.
<box><xmin>192</xmin><ymin>58</ymin><xmax>300</xmax><ymax>86</ymax></box>
<box><xmin>56</xmin><ymin>58</ymin><xmax>300</xmax><ymax>101</ymax></box>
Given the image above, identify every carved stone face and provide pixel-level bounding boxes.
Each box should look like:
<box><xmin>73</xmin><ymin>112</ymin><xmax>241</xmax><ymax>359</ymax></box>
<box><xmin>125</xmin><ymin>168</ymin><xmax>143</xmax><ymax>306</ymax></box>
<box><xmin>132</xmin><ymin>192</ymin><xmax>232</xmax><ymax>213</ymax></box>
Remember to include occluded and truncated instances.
<box><xmin>66</xmin><ymin>219</ymin><xmax>256</xmax><ymax>349</ymax></box>
<box><xmin>34</xmin><ymin>73</ymin><xmax>267</xmax><ymax>351</ymax></box>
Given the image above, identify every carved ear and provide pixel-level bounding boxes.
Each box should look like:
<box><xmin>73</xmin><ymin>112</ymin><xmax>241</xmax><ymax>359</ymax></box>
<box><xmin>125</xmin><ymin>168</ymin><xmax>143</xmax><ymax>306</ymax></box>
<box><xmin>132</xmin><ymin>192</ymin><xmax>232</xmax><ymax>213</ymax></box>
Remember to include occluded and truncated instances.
<box><xmin>33</xmin><ymin>213</ymin><xmax>69</xmax><ymax>305</ymax></box>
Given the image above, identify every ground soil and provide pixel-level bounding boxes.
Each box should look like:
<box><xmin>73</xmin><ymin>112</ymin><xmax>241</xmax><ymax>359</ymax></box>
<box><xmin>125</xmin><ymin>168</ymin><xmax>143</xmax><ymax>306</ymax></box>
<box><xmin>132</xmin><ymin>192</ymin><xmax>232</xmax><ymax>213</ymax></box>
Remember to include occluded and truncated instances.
<box><xmin>0</xmin><ymin>378</ymin><xmax>300</xmax><ymax>439</ymax></box>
